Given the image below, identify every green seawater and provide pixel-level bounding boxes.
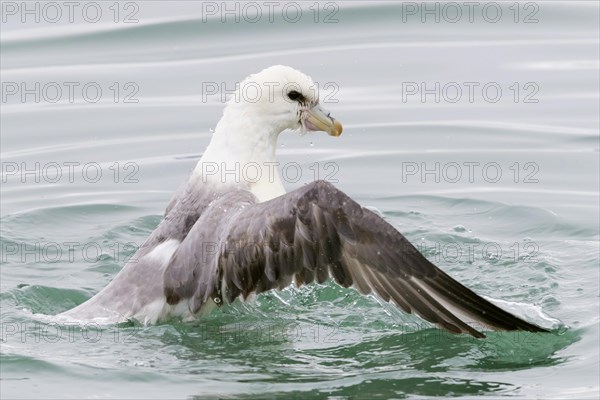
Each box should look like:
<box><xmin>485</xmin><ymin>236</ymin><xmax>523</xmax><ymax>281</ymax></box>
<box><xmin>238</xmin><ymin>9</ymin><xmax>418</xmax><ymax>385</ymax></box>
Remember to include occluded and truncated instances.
<box><xmin>1</xmin><ymin>1</ymin><xmax>599</xmax><ymax>398</ymax></box>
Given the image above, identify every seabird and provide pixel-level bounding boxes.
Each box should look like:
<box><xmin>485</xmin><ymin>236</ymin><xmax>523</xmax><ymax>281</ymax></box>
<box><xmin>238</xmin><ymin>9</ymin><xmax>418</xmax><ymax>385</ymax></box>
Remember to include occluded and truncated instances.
<box><xmin>61</xmin><ymin>65</ymin><xmax>548</xmax><ymax>338</ymax></box>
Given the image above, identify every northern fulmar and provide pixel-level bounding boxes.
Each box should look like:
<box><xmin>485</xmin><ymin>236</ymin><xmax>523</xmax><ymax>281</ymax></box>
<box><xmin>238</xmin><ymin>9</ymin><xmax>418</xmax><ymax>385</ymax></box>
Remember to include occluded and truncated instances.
<box><xmin>60</xmin><ymin>65</ymin><xmax>548</xmax><ymax>338</ymax></box>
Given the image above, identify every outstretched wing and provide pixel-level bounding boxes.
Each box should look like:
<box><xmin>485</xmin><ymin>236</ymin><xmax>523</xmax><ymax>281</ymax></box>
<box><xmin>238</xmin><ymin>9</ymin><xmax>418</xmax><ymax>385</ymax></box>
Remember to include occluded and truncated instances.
<box><xmin>165</xmin><ymin>180</ymin><xmax>548</xmax><ymax>338</ymax></box>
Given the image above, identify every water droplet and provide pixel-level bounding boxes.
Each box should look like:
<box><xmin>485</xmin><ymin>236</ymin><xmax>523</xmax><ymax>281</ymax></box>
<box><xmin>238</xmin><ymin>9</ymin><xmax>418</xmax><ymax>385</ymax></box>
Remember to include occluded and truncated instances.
<box><xmin>209</xmin><ymin>128</ymin><xmax>214</xmax><ymax>133</ymax></box>
<box><xmin>453</xmin><ymin>225</ymin><xmax>467</xmax><ymax>232</ymax></box>
<box><xmin>280</xmin><ymin>143</ymin><xmax>285</xmax><ymax>148</ymax></box>
<box><xmin>310</xmin><ymin>142</ymin><xmax>314</xmax><ymax>147</ymax></box>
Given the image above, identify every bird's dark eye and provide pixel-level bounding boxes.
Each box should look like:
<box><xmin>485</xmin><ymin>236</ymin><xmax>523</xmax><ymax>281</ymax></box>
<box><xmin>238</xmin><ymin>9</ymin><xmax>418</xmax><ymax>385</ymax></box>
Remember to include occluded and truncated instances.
<box><xmin>287</xmin><ymin>90</ymin><xmax>303</xmax><ymax>101</ymax></box>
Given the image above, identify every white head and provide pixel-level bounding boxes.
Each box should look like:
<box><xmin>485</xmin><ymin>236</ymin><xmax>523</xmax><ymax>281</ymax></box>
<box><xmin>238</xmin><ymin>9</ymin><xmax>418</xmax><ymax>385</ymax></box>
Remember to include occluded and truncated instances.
<box><xmin>198</xmin><ymin>66</ymin><xmax>342</xmax><ymax>201</ymax></box>
<box><xmin>222</xmin><ymin>65</ymin><xmax>342</xmax><ymax>138</ymax></box>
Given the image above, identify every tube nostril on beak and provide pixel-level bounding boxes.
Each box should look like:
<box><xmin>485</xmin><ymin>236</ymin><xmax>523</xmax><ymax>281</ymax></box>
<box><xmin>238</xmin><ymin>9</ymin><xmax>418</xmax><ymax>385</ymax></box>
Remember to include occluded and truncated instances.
<box><xmin>303</xmin><ymin>104</ymin><xmax>342</xmax><ymax>136</ymax></box>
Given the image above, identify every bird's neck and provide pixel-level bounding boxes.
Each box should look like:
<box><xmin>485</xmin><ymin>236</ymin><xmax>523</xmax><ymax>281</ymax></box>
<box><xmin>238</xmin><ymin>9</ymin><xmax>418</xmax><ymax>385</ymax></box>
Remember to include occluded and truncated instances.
<box><xmin>193</xmin><ymin>105</ymin><xmax>286</xmax><ymax>202</ymax></box>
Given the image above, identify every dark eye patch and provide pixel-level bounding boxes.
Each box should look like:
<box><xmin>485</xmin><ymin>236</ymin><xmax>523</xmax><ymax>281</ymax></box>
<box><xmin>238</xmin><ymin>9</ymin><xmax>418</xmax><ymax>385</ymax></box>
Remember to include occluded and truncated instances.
<box><xmin>287</xmin><ymin>90</ymin><xmax>304</xmax><ymax>102</ymax></box>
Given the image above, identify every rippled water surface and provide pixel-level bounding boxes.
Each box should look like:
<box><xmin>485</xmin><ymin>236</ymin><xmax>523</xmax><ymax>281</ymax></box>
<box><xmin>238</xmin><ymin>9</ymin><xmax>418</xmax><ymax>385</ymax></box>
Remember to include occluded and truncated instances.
<box><xmin>1</xmin><ymin>1</ymin><xmax>599</xmax><ymax>399</ymax></box>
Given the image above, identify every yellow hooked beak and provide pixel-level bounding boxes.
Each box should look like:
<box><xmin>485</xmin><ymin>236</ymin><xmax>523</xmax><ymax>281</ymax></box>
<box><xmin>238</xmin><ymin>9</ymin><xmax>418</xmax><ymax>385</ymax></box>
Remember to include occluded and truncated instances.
<box><xmin>303</xmin><ymin>104</ymin><xmax>343</xmax><ymax>137</ymax></box>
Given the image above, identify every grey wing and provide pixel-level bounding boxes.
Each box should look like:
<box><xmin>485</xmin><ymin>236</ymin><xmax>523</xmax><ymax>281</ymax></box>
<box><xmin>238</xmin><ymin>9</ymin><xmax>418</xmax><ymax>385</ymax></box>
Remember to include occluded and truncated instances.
<box><xmin>162</xmin><ymin>221</ymin><xmax>221</xmax><ymax>312</ymax></box>
<box><xmin>167</xmin><ymin>181</ymin><xmax>549</xmax><ymax>338</ymax></box>
<box><xmin>162</xmin><ymin>189</ymin><xmax>257</xmax><ymax>313</ymax></box>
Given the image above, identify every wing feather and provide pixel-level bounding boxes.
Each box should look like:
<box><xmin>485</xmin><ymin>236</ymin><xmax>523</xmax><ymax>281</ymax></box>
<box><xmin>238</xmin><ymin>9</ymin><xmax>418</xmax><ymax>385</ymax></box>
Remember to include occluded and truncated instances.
<box><xmin>164</xmin><ymin>180</ymin><xmax>548</xmax><ymax>337</ymax></box>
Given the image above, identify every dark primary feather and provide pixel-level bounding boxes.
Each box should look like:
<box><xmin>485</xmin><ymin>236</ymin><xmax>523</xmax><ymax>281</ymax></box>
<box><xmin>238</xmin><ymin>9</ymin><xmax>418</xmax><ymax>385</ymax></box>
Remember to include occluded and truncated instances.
<box><xmin>163</xmin><ymin>180</ymin><xmax>548</xmax><ymax>338</ymax></box>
